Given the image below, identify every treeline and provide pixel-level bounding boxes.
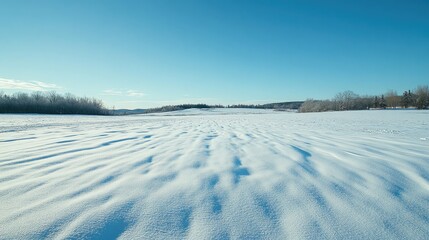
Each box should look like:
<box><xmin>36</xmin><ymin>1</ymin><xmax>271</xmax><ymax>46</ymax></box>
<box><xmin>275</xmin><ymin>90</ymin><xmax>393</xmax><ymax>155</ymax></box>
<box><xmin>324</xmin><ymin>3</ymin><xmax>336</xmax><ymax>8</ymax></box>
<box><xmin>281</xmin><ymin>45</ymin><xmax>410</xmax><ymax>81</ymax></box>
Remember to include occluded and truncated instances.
<box><xmin>0</xmin><ymin>91</ymin><xmax>109</xmax><ymax>115</ymax></box>
<box><xmin>299</xmin><ymin>85</ymin><xmax>429</xmax><ymax>113</ymax></box>
<box><xmin>228</xmin><ymin>101</ymin><xmax>303</xmax><ymax>110</ymax></box>
<box><xmin>140</xmin><ymin>101</ymin><xmax>304</xmax><ymax>114</ymax></box>
<box><xmin>143</xmin><ymin>104</ymin><xmax>223</xmax><ymax>114</ymax></box>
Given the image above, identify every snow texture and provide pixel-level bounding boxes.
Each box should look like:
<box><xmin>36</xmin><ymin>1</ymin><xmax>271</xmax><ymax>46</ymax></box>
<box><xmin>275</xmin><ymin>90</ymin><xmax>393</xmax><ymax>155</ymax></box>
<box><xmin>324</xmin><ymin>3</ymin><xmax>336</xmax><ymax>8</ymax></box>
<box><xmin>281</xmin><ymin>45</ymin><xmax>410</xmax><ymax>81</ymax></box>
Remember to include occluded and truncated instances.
<box><xmin>0</xmin><ymin>109</ymin><xmax>428</xmax><ymax>239</ymax></box>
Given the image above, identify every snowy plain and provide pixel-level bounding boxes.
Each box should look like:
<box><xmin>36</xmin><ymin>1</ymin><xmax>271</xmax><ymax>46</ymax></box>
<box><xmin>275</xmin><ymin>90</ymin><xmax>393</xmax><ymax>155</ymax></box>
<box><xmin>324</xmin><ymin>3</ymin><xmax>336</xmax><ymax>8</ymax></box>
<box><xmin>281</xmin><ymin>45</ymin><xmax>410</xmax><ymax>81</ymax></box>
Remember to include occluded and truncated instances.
<box><xmin>0</xmin><ymin>109</ymin><xmax>428</xmax><ymax>239</ymax></box>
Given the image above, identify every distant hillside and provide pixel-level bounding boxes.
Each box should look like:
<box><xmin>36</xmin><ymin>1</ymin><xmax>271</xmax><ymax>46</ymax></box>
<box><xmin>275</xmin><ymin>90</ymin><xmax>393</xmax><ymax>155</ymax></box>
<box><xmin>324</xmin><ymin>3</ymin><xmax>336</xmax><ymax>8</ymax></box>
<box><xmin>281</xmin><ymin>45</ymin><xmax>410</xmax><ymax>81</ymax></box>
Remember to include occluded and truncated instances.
<box><xmin>262</xmin><ymin>101</ymin><xmax>303</xmax><ymax>109</ymax></box>
<box><xmin>144</xmin><ymin>104</ymin><xmax>222</xmax><ymax>114</ymax></box>
<box><xmin>228</xmin><ymin>101</ymin><xmax>304</xmax><ymax>110</ymax></box>
<box><xmin>112</xmin><ymin>109</ymin><xmax>146</xmax><ymax>115</ymax></box>
<box><xmin>113</xmin><ymin>101</ymin><xmax>304</xmax><ymax>115</ymax></box>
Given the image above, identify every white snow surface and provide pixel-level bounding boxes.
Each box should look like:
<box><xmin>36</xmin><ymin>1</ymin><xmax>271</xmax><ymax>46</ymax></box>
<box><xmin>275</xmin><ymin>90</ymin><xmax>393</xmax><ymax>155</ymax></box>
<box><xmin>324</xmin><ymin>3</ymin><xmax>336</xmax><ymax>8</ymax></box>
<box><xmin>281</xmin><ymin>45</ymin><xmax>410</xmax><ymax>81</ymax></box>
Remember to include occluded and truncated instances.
<box><xmin>0</xmin><ymin>109</ymin><xmax>428</xmax><ymax>239</ymax></box>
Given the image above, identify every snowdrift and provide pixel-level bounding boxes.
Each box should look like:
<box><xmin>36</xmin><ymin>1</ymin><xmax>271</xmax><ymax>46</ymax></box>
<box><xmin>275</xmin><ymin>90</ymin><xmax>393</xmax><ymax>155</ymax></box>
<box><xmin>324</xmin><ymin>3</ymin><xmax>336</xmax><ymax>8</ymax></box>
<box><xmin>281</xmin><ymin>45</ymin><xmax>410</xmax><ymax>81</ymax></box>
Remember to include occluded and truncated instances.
<box><xmin>0</xmin><ymin>109</ymin><xmax>428</xmax><ymax>239</ymax></box>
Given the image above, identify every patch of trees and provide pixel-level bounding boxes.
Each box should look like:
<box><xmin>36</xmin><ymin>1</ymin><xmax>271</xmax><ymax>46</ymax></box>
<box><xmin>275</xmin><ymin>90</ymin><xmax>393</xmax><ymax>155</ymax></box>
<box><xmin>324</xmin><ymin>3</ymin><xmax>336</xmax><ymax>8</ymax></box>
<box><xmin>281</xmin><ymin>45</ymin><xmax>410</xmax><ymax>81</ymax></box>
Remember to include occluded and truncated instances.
<box><xmin>136</xmin><ymin>101</ymin><xmax>303</xmax><ymax>114</ymax></box>
<box><xmin>0</xmin><ymin>91</ymin><xmax>109</xmax><ymax>115</ymax></box>
<box><xmin>299</xmin><ymin>85</ymin><xmax>429</xmax><ymax>113</ymax></box>
<box><xmin>143</xmin><ymin>104</ymin><xmax>223</xmax><ymax>114</ymax></box>
<box><xmin>227</xmin><ymin>104</ymin><xmax>263</xmax><ymax>109</ymax></box>
<box><xmin>261</xmin><ymin>101</ymin><xmax>303</xmax><ymax>109</ymax></box>
<box><xmin>112</xmin><ymin>108</ymin><xmax>146</xmax><ymax>115</ymax></box>
<box><xmin>414</xmin><ymin>85</ymin><xmax>429</xmax><ymax>109</ymax></box>
<box><xmin>228</xmin><ymin>101</ymin><xmax>303</xmax><ymax>110</ymax></box>
<box><xmin>140</xmin><ymin>101</ymin><xmax>304</xmax><ymax>114</ymax></box>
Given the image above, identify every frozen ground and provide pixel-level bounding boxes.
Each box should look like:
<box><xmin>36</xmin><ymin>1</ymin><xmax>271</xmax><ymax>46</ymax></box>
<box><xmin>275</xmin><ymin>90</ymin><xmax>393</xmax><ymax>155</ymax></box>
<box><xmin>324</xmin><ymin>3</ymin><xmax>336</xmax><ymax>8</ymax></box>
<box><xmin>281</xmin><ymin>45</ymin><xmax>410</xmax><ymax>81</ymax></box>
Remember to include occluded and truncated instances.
<box><xmin>0</xmin><ymin>109</ymin><xmax>428</xmax><ymax>239</ymax></box>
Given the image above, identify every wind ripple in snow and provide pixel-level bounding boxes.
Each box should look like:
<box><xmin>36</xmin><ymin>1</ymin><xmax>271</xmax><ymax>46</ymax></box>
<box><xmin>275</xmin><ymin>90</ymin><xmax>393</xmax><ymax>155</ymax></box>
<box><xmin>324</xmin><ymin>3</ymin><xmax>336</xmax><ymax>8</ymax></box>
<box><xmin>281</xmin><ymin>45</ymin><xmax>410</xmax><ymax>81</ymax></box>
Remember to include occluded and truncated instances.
<box><xmin>0</xmin><ymin>110</ymin><xmax>428</xmax><ymax>239</ymax></box>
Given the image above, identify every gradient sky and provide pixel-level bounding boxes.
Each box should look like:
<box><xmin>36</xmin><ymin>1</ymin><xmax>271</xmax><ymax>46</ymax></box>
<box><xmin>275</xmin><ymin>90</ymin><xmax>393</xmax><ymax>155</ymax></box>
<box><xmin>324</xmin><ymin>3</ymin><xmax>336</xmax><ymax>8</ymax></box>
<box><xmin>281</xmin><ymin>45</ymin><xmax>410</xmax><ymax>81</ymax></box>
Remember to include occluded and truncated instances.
<box><xmin>1</xmin><ymin>0</ymin><xmax>428</xmax><ymax>108</ymax></box>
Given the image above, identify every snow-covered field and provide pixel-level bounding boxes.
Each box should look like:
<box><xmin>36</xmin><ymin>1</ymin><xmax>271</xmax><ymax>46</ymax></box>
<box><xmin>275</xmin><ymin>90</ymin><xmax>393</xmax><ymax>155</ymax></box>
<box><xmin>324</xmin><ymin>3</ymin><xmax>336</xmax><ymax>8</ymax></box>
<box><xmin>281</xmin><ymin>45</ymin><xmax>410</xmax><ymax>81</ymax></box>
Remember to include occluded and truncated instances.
<box><xmin>1</xmin><ymin>109</ymin><xmax>428</xmax><ymax>239</ymax></box>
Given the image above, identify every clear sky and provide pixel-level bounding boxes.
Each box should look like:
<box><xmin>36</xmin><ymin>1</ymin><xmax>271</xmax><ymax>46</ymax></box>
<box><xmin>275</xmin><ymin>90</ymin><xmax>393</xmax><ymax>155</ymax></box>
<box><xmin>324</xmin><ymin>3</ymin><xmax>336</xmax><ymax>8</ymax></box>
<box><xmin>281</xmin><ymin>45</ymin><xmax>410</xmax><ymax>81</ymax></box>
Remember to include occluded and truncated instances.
<box><xmin>1</xmin><ymin>0</ymin><xmax>428</xmax><ymax>108</ymax></box>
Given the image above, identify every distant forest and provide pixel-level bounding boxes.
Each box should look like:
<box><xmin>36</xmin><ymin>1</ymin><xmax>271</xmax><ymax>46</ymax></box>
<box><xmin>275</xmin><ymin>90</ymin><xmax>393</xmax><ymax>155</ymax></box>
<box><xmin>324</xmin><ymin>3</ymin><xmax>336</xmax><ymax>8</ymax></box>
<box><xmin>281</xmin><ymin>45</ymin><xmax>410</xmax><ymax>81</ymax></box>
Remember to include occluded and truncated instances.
<box><xmin>227</xmin><ymin>101</ymin><xmax>303</xmax><ymax>110</ymax></box>
<box><xmin>0</xmin><ymin>91</ymin><xmax>302</xmax><ymax>115</ymax></box>
<box><xmin>2</xmin><ymin>85</ymin><xmax>428</xmax><ymax>115</ymax></box>
<box><xmin>143</xmin><ymin>104</ymin><xmax>221</xmax><ymax>114</ymax></box>
<box><xmin>118</xmin><ymin>102</ymin><xmax>304</xmax><ymax>115</ymax></box>
<box><xmin>0</xmin><ymin>91</ymin><xmax>109</xmax><ymax>115</ymax></box>
<box><xmin>299</xmin><ymin>85</ymin><xmax>429</xmax><ymax>113</ymax></box>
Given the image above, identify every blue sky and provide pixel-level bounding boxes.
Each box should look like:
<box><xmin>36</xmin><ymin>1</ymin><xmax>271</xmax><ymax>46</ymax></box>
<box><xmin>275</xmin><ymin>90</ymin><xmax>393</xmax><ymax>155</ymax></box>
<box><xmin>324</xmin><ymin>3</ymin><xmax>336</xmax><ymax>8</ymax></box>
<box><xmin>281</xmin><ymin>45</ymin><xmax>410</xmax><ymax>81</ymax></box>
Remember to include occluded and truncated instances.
<box><xmin>1</xmin><ymin>0</ymin><xmax>428</xmax><ymax>108</ymax></box>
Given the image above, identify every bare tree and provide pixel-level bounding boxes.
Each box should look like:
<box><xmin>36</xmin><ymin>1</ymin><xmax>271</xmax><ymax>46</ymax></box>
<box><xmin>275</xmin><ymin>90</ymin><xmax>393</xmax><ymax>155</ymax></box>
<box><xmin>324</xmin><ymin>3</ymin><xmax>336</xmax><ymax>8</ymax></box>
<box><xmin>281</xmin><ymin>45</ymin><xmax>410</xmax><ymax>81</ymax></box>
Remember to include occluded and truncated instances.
<box><xmin>334</xmin><ymin>90</ymin><xmax>359</xmax><ymax>110</ymax></box>
<box><xmin>415</xmin><ymin>85</ymin><xmax>429</xmax><ymax>109</ymax></box>
<box><xmin>0</xmin><ymin>91</ymin><xmax>109</xmax><ymax>115</ymax></box>
<box><xmin>385</xmin><ymin>90</ymin><xmax>400</xmax><ymax>108</ymax></box>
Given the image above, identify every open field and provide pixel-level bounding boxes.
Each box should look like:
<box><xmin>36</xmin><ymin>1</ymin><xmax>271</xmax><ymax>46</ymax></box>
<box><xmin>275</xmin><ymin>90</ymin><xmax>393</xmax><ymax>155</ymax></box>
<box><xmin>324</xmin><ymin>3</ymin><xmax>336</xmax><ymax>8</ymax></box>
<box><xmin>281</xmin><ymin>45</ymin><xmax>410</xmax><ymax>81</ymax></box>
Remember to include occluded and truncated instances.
<box><xmin>0</xmin><ymin>109</ymin><xmax>428</xmax><ymax>239</ymax></box>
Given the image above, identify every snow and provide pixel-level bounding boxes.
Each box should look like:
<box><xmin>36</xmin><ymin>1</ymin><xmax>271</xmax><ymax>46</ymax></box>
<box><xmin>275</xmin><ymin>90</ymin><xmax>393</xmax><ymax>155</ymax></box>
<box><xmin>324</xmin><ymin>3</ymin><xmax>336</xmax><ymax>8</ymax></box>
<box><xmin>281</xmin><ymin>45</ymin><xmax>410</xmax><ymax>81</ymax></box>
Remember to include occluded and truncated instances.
<box><xmin>0</xmin><ymin>109</ymin><xmax>428</xmax><ymax>239</ymax></box>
